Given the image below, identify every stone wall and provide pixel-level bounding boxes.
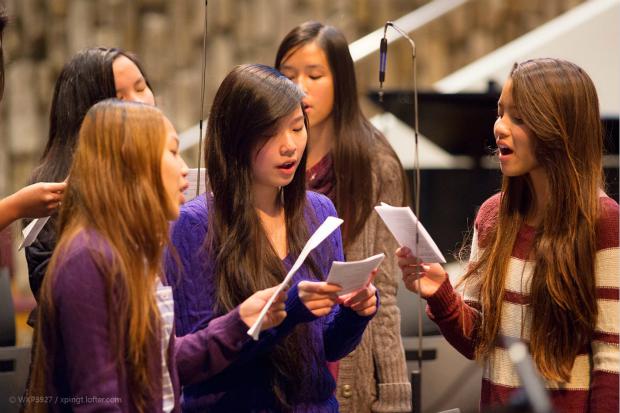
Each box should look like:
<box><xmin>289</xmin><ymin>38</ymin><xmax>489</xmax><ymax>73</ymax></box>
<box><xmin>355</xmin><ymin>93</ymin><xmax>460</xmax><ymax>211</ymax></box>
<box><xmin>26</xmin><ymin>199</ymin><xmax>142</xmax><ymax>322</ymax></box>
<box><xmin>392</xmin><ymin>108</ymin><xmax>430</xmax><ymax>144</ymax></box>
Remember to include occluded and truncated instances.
<box><xmin>0</xmin><ymin>0</ymin><xmax>584</xmax><ymax>292</ymax></box>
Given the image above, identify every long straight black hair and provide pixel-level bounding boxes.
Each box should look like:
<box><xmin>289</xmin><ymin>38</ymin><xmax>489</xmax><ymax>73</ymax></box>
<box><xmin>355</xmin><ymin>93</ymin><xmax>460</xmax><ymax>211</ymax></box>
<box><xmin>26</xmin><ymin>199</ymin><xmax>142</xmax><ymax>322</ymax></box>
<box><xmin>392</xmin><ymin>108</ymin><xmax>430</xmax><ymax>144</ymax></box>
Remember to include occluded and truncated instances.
<box><xmin>275</xmin><ymin>21</ymin><xmax>408</xmax><ymax>246</ymax></box>
<box><xmin>31</xmin><ymin>47</ymin><xmax>152</xmax><ymax>184</ymax></box>
<box><xmin>205</xmin><ymin>63</ymin><xmax>327</xmax><ymax>409</ymax></box>
<box><xmin>26</xmin><ymin>48</ymin><xmax>152</xmax><ymax>289</ymax></box>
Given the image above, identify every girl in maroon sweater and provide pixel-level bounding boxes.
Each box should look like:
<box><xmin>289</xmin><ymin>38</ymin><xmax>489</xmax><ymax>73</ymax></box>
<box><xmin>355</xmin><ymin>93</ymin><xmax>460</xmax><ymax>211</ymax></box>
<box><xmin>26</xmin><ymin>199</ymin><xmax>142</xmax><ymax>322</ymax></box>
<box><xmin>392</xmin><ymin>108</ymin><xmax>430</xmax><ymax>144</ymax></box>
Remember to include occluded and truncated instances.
<box><xmin>397</xmin><ymin>59</ymin><xmax>619</xmax><ymax>412</ymax></box>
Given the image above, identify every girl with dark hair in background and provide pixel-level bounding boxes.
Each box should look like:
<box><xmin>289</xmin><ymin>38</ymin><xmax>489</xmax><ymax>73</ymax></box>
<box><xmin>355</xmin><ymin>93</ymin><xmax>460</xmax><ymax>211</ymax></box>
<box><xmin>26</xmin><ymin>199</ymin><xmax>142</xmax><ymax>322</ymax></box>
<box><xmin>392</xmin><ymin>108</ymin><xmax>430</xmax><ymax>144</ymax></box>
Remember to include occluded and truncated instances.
<box><xmin>397</xmin><ymin>58</ymin><xmax>619</xmax><ymax>413</ymax></box>
<box><xmin>26</xmin><ymin>47</ymin><xmax>155</xmax><ymax>307</ymax></box>
<box><xmin>166</xmin><ymin>63</ymin><xmax>378</xmax><ymax>412</ymax></box>
<box><xmin>27</xmin><ymin>100</ymin><xmax>287</xmax><ymax>412</ymax></box>
<box><xmin>275</xmin><ymin>21</ymin><xmax>411</xmax><ymax>413</ymax></box>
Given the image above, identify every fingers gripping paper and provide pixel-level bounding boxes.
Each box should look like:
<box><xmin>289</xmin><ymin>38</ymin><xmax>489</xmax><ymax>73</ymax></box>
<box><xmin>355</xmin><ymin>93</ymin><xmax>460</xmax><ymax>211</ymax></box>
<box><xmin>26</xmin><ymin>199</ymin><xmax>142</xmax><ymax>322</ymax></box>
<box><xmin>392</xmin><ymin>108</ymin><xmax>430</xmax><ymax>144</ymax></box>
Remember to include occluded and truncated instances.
<box><xmin>374</xmin><ymin>202</ymin><xmax>446</xmax><ymax>263</ymax></box>
<box><xmin>247</xmin><ymin>216</ymin><xmax>343</xmax><ymax>340</ymax></box>
<box><xmin>326</xmin><ymin>253</ymin><xmax>385</xmax><ymax>296</ymax></box>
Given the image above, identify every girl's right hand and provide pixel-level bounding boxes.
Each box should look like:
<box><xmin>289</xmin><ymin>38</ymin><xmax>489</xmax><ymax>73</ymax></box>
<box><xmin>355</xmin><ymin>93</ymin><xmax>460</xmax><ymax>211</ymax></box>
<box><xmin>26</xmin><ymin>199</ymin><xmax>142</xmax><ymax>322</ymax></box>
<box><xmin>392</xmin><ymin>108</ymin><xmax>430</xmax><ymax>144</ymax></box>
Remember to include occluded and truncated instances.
<box><xmin>239</xmin><ymin>286</ymin><xmax>288</xmax><ymax>331</ymax></box>
<box><xmin>298</xmin><ymin>281</ymin><xmax>342</xmax><ymax>317</ymax></box>
<box><xmin>14</xmin><ymin>181</ymin><xmax>67</xmax><ymax>218</ymax></box>
<box><xmin>396</xmin><ymin>247</ymin><xmax>447</xmax><ymax>298</ymax></box>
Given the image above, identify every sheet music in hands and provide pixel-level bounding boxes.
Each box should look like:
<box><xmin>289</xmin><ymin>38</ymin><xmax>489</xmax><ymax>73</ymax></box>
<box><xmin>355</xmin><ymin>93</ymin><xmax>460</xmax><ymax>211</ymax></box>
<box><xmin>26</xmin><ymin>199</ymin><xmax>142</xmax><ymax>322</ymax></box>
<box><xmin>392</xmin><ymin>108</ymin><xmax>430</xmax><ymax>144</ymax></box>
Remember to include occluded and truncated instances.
<box><xmin>183</xmin><ymin>168</ymin><xmax>208</xmax><ymax>202</ymax></box>
<box><xmin>247</xmin><ymin>216</ymin><xmax>344</xmax><ymax>340</ymax></box>
<box><xmin>374</xmin><ymin>202</ymin><xmax>446</xmax><ymax>263</ymax></box>
<box><xmin>19</xmin><ymin>216</ymin><xmax>51</xmax><ymax>251</ymax></box>
<box><xmin>326</xmin><ymin>253</ymin><xmax>385</xmax><ymax>296</ymax></box>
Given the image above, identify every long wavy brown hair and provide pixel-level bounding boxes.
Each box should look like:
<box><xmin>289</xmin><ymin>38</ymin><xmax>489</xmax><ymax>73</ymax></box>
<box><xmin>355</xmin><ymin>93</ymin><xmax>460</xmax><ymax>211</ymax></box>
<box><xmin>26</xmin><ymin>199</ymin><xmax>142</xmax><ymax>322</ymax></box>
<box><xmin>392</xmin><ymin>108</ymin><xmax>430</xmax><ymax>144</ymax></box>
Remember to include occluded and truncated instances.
<box><xmin>460</xmin><ymin>58</ymin><xmax>603</xmax><ymax>382</ymax></box>
<box><xmin>275</xmin><ymin>21</ymin><xmax>408</xmax><ymax>247</ymax></box>
<box><xmin>205</xmin><ymin>64</ymin><xmax>328</xmax><ymax>409</ymax></box>
<box><xmin>28</xmin><ymin>100</ymin><xmax>172</xmax><ymax>412</ymax></box>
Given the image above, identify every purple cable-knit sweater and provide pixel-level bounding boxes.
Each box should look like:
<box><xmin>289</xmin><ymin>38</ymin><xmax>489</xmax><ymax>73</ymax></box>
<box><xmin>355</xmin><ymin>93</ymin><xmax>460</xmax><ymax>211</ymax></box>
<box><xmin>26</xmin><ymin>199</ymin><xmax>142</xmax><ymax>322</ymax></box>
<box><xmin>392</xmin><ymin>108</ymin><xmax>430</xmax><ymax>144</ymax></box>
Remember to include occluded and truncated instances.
<box><xmin>165</xmin><ymin>191</ymin><xmax>375</xmax><ymax>412</ymax></box>
<box><xmin>38</xmin><ymin>229</ymin><xmax>255</xmax><ymax>413</ymax></box>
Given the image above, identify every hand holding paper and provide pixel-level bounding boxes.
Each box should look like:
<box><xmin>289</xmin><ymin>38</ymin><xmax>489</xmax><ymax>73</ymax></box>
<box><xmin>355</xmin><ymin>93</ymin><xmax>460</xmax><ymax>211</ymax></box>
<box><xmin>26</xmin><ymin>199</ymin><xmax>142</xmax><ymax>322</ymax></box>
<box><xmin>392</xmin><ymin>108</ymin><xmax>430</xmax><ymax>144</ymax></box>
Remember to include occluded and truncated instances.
<box><xmin>297</xmin><ymin>281</ymin><xmax>342</xmax><ymax>317</ymax></box>
<box><xmin>375</xmin><ymin>202</ymin><xmax>446</xmax><ymax>263</ymax></box>
<box><xmin>340</xmin><ymin>276</ymin><xmax>378</xmax><ymax>317</ymax></box>
<box><xmin>247</xmin><ymin>216</ymin><xmax>343</xmax><ymax>340</ymax></box>
<box><xmin>326</xmin><ymin>253</ymin><xmax>385</xmax><ymax>296</ymax></box>
<box><xmin>395</xmin><ymin>248</ymin><xmax>447</xmax><ymax>298</ymax></box>
<box><xmin>239</xmin><ymin>286</ymin><xmax>288</xmax><ymax>331</ymax></box>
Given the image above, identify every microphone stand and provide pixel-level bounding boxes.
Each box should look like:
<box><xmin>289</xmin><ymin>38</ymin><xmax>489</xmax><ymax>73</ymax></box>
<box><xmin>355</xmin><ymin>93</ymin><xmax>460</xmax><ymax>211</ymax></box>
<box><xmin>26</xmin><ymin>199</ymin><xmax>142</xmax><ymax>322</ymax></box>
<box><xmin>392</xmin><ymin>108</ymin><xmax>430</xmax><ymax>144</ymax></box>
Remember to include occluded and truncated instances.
<box><xmin>196</xmin><ymin>0</ymin><xmax>208</xmax><ymax>198</ymax></box>
<box><xmin>379</xmin><ymin>21</ymin><xmax>422</xmax><ymax>413</ymax></box>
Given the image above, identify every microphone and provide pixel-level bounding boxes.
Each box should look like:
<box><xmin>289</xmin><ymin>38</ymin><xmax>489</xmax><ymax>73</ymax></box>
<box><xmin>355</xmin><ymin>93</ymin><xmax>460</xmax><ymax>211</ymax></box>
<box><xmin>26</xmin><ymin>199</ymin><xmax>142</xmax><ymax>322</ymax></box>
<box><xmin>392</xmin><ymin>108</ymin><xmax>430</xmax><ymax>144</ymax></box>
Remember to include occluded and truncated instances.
<box><xmin>379</xmin><ymin>30</ymin><xmax>388</xmax><ymax>102</ymax></box>
<box><xmin>380</xmin><ymin>20</ymin><xmax>422</xmax><ymax>413</ymax></box>
<box><xmin>506</xmin><ymin>340</ymin><xmax>554</xmax><ymax>413</ymax></box>
<box><xmin>197</xmin><ymin>0</ymin><xmax>208</xmax><ymax>198</ymax></box>
<box><xmin>483</xmin><ymin>340</ymin><xmax>554</xmax><ymax>413</ymax></box>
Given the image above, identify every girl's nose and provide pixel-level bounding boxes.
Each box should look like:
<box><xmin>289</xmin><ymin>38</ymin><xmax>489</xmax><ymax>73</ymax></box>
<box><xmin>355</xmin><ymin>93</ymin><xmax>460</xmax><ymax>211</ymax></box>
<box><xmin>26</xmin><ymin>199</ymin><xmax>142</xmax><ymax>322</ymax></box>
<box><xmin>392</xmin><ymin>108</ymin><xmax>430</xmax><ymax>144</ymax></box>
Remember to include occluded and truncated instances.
<box><xmin>494</xmin><ymin>117</ymin><xmax>509</xmax><ymax>140</ymax></box>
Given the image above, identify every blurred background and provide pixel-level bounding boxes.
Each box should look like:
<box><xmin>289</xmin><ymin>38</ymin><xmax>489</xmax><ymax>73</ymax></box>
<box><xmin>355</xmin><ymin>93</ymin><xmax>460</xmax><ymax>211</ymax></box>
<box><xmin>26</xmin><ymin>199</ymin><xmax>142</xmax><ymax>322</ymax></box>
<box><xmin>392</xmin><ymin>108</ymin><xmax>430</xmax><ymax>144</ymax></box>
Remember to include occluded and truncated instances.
<box><xmin>0</xmin><ymin>1</ymin><xmax>618</xmax><ymax>412</ymax></box>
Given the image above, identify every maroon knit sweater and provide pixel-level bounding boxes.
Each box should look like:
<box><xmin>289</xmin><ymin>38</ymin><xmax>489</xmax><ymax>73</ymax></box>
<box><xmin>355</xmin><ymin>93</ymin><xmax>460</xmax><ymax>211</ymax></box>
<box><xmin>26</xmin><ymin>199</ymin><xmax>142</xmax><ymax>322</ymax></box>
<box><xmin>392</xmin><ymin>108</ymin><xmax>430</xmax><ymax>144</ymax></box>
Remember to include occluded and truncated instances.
<box><xmin>426</xmin><ymin>193</ymin><xmax>619</xmax><ymax>413</ymax></box>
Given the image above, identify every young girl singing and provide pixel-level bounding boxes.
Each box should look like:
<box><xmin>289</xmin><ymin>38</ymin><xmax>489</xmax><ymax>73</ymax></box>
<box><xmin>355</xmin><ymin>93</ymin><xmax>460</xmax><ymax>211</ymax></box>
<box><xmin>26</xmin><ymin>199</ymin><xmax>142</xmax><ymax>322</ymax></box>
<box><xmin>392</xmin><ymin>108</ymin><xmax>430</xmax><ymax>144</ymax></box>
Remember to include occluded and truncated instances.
<box><xmin>166</xmin><ymin>64</ymin><xmax>378</xmax><ymax>412</ymax></box>
<box><xmin>397</xmin><ymin>58</ymin><xmax>619</xmax><ymax>413</ymax></box>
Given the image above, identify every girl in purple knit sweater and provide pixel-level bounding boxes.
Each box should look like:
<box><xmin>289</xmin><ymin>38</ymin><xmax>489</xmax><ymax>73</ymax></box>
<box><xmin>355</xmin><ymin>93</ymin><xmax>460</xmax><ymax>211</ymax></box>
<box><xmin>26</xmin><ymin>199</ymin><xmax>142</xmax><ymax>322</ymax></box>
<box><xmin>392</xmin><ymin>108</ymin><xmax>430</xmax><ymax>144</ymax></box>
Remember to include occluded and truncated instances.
<box><xmin>165</xmin><ymin>64</ymin><xmax>378</xmax><ymax>412</ymax></box>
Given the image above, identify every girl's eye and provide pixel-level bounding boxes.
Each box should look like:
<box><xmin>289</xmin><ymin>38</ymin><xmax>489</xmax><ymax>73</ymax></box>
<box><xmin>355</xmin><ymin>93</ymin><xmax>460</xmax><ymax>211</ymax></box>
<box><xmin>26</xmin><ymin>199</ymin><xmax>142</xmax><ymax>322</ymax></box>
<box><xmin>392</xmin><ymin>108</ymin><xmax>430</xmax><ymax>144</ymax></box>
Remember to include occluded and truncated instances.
<box><xmin>293</xmin><ymin>127</ymin><xmax>303</xmax><ymax>132</ymax></box>
<box><xmin>309</xmin><ymin>75</ymin><xmax>322</xmax><ymax>80</ymax></box>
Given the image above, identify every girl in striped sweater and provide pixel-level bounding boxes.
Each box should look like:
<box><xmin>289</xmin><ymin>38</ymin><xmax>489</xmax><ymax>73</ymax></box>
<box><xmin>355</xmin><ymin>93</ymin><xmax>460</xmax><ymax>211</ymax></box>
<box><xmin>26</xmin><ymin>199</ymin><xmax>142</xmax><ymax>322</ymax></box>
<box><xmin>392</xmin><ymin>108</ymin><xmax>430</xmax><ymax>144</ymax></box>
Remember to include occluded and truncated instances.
<box><xmin>396</xmin><ymin>58</ymin><xmax>618</xmax><ymax>412</ymax></box>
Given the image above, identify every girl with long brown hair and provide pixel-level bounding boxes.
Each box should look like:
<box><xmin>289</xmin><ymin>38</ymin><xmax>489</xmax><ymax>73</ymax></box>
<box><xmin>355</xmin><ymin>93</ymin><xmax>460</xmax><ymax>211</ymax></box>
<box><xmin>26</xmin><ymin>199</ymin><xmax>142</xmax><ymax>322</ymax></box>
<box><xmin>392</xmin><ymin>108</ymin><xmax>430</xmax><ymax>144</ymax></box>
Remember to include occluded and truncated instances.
<box><xmin>165</xmin><ymin>63</ymin><xmax>378</xmax><ymax>412</ymax></box>
<box><xmin>275</xmin><ymin>21</ymin><xmax>411</xmax><ymax>412</ymax></box>
<box><xmin>26</xmin><ymin>99</ymin><xmax>287</xmax><ymax>412</ymax></box>
<box><xmin>397</xmin><ymin>58</ymin><xmax>619</xmax><ymax>412</ymax></box>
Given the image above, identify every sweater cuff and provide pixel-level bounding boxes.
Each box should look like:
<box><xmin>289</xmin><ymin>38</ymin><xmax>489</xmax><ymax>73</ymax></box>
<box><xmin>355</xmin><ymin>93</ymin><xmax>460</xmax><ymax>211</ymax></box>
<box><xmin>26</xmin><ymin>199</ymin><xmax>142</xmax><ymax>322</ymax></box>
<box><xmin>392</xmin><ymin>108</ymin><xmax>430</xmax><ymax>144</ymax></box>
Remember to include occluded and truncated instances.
<box><xmin>372</xmin><ymin>382</ymin><xmax>413</xmax><ymax>412</ymax></box>
<box><xmin>212</xmin><ymin>306</ymin><xmax>253</xmax><ymax>346</ymax></box>
<box><xmin>339</xmin><ymin>288</ymin><xmax>380</xmax><ymax>321</ymax></box>
<box><xmin>425</xmin><ymin>277</ymin><xmax>458</xmax><ymax>320</ymax></box>
<box><xmin>285</xmin><ymin>283</ymin><xmax>318</xmax><ymax>323</ymax></box>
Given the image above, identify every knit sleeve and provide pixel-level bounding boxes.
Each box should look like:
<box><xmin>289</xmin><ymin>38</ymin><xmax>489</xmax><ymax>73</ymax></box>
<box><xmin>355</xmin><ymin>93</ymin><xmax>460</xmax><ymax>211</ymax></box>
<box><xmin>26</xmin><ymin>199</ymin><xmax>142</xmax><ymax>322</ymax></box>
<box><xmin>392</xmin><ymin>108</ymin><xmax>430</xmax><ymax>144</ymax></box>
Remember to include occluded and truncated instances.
<box><xmin>425</xmin><ymin>274</ymin><xmax>481</xmax><ymax>360</ymax></box>
<box><xmin>368</xmin><ymin>155</ymin><xmax>411</xmax><ymax>412</ymax></box>
<box><xmin>174</xmin><ymin>306</ymin><xmax>252</xmax><ymax>385</ymax></box>
<box><xmin>589</xmin><ymin>197</ymin><xmax>619</xmax><ymax>412</ymax></box>
<box><xmin>424</xmin><ymin>194</ymin><xmax>499</xmax><ymax>360</ymax></box>
<box><xmin>165</xmin><ymin>196</ymin><xmax>212</xmax><ymax>337</ymax></box>
<box><xmin>51</xmin><ymin>236</ymin><xmax>124</xmax><ymax>412</ymax></box>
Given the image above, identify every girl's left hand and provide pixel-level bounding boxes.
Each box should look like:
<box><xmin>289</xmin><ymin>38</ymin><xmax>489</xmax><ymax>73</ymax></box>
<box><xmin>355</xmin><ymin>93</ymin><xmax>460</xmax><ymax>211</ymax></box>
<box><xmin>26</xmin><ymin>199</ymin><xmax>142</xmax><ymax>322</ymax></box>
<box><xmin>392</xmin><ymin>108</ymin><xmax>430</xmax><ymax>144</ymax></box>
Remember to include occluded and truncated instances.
<box><xmin>340</xmin><ymin>269</ymin><xmax>378</xmax><ymax>317</ymax></box>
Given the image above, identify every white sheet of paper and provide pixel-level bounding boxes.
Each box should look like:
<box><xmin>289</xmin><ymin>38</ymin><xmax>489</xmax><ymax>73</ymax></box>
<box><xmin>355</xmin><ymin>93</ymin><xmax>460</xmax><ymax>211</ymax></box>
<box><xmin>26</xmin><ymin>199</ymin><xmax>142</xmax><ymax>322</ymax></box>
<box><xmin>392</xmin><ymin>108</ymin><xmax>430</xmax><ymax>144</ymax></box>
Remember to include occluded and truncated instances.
<box><xmin>19</xmin><ymin>216</ymin><xmax>51</xmax><ymax>250</ymax></box>
<box><xmin>247</xmin><ymin>216</ymin><xmax>343</xmax><ymax>340</ymax></box>
<box><xmin>183</xmin><ymin>168</ymin><xmax>207</xmax><ymax>202</ymax></box>
<box><xmin>326</xmin><ymin>253</ymin><xmax>385</xmax><ymax>296</ymax></box>
<box><xmin>374</xmin><ymin>202</ymin><xmax>446</xmax><ymax>263</ymax></box>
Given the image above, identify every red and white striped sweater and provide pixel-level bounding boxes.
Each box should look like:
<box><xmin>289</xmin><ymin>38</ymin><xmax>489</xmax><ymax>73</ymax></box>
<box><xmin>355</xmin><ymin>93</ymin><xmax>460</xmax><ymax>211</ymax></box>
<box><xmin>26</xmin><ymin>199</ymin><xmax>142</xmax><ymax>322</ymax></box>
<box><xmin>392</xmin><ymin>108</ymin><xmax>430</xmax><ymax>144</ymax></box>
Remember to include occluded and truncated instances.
<box><xmin>426</xmin><ymin>193</ymin><xmax>619</xmax><ymax>412</ymax></box>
